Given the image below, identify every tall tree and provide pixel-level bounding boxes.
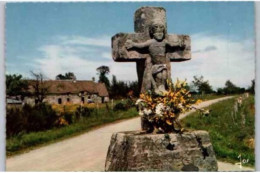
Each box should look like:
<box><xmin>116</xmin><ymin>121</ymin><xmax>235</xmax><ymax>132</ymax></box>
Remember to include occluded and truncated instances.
<box><xmin>6</xmin><ymin>74</ymin><xmax>28</xmax><ymax>97</ymax></box>
<box><xmin>96</xmin><ymin>66</ymin><xmax>110</xmax><ymax>89</ymax></box>
<box><xmin>192</xmin><ymin>76</ymin><xmax>214</xmax><ymax>94</ymax></box>
<box><xmin>30</xmin><ymin>72</ymin><xmax>49</xmax><ymax>104</ymax></box>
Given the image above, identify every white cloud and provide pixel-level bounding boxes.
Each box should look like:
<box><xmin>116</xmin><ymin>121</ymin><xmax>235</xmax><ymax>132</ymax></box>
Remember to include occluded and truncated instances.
<box><xmin>32</xmin><ymin>36</ymin><xmax>137</xmax><ymax>81</ymax></box>
<box><xmin>31</xmin><ymin>34</ymin><xmax>255</xmax><ymax>89</ymax></box>
<box><xmin>172</xmin><ymin>33</ymin><xmax>255</xmax><ymax>89</ymax></box>
<box><xmin>59</xmin><ymin>35</ymin><xmax>111</xmax><ymax>47</ymax></box>
<box><xmin>34</xmin><ymin>45</ymin><xmax>103</xmax><ymax>80</ymax></box>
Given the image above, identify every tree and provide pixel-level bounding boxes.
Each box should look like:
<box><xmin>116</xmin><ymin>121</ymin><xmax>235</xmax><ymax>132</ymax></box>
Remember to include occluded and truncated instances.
<box><xmin>109</xmin><ymin>75</ymin><xmax>139</xmax><ymax>98</ymax></box>
<box><xmin>30</xmin><ymin>72</ymin><xmax>49</xmax><ymax>104</ymax></box>
<box><xmin>96</xmin><ymin>66</ymin><xmax>110</xmax><ymax>89</ymax></box>
<box><xmin>247</xmin><ymin>79</ymin><xmax>255</xmax><ymax>94</ymax></box>
<box><xmin>128</xmin><ymin>81</ymin><xmax>139</xmax><ymax>97</ymax></box>
<box><xmin>6</xmin><ymin>74</ymin><xmax>28</xmax><ymax>98</ymax></box>
<box><xmin>56</xmin><ymin>72</ymin><xmax>76</xmax><ymax>80</ymax></box>
<box><xmin>223</xmin><ymin>80</ymin><xmax>241</xmax><ymax>94</ymax></box>
<box><xmin>192</xmin><ymin>76</ymin><xmax>214</xmax><ymax>94</ymax></box>
<box><xmin>216</xmin><ymin>87</ymin><xmax>224</xmax><ymax>95</ymax></box>
<box><xmin>110</xmin><ymin>75</ymin><xmax>118</xmax><ymax>98</ymax></box>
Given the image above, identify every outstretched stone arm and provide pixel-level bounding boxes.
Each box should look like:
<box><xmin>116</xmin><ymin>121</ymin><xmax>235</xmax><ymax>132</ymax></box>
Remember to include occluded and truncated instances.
<box><xmin>166</xmin><ymin>39</ymin><xmax>185</xmax><ymax>48</ymax></box>
<box><xmin>125</xmin><ymin>39</ymin><xmax>152</xmax><ymax>49</ymax></box>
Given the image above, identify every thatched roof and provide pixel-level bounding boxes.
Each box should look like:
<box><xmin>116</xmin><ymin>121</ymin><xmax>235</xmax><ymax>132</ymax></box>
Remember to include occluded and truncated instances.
<box><xmin>27</xmin><ymin>80</ymin><xmax>109</xmax><ymax>97</ymax></box>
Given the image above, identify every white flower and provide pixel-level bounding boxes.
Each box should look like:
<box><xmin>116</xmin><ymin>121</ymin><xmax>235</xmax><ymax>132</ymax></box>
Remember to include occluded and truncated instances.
<box><xmin>155</xmin><ymin>103</ymin><xmax>165</xmax><ymax>116</ymax></box>
<box><xmin>138</xmin><ymin>110</ymin><xmax>144</xmax><ymax>116</ymax></box>
<box><xmin>135</xmin><ymin>99</ymin><xmax>144</xmax><ymax>105</ymax></box>
<box><xmin>143</xmin><ymin>108</ymin><xmax>152</xmax><ymax>115</ymax></box>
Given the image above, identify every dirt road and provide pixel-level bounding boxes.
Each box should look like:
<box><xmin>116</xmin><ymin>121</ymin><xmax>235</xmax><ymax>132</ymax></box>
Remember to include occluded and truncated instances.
<box><xmin>6</xmin><ymin>96</ymin><xmax>254</xmax><ymax>171</ymax></box>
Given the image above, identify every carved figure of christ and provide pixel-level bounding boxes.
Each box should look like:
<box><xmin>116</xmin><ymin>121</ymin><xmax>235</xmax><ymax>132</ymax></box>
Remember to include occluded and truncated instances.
<box><xmin>112</xmin><ymin>7</ymin><xmax>191</xmax><ymax>94</ymax></box>
<box><xmin>124</xmin><ymin>29</ymin><xmax>186</xmax><ymax>94</ymax></box>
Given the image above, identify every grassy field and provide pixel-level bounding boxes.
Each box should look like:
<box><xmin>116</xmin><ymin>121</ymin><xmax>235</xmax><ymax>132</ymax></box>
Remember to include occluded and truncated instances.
<box><xmin>191</xmin><ymin>94</ymin><xmax>226</xmax><ymax>101</ymax></box>
<box><xmin>181</xmin><ymin>95</ymin><xmax>255</xmax><ymax>166</ymax></box>
<box><xmin>6</xmin><ymin>106</ymin><xmax>138</xmax><ymax>156</ymax></box>
<box><xmin>6</xmin><ymin>94</ymin><xmax>230</xmax><ymax>156</ymax></box>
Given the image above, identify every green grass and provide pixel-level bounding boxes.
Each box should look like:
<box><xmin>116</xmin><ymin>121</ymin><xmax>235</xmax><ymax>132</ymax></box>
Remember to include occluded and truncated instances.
<box><xmin>191</xmin><ymin>94</ymin><xmax>226</xmax><ymax>101</ymax></box>
<box><xmin>181</xmin><ymin>95</ymin><xmax>255</xmax><ymax>166</ymax></box>
<box><xmin>6</xmin><ymin>94</ymin><xmax>239</xmax><ymax>157</ymax></box>
<box><xmin>6</xmin><ymin>107</ymin><xmax>138</xmax><ymax>156</ymax></box>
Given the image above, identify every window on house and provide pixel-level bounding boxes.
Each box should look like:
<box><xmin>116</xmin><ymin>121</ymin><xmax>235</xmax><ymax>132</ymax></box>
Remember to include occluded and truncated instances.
<box><xmin>67</xmin><ymin>98</ymin><xmax>70</xmax><ymax>103</ymax></box>
<box><xmin>58</xmin><ymin>98</ymin><xmax>62</xmax><ymax>104</ymax></box>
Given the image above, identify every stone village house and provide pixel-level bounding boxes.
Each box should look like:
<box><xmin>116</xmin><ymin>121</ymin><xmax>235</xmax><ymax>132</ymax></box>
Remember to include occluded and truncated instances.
<box><xmin>24</xmin><ymin>80</ymin><xmax>109</xmax><ymax>105</ymax></box>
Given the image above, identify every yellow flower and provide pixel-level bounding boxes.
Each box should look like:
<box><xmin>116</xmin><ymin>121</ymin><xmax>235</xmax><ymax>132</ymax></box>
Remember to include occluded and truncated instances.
<box><xmin>166</xmin><ymin>119</ymin><xmax>172</xmax><ymax>125</ymax></box>
<box><xmin>195</xmin><ymin>99</ymin><xmax>203</xmax><ymax>105</ymax></box>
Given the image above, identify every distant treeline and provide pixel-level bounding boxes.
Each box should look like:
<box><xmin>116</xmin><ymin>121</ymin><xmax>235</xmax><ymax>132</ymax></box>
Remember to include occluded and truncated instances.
<box><xmin>6</xmin><ymin>68</ymin><xmax>255</xmax><ymax>99</ymax></box>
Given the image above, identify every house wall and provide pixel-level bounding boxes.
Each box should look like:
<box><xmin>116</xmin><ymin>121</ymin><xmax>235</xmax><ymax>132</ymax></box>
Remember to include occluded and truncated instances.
<box><xmin>24</xmin><ymin>93</ymin><xmax>107</xmax><ymax>105</ymax></box>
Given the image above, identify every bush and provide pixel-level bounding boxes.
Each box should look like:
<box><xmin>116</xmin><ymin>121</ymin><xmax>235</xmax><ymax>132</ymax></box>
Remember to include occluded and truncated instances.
<box><xmin>113</xmin><ymin>102</ymin><xmax>127</xmax><ymax>111</ymax></box>
<box><xmin>75</xmin><ymin>106</ymin><xmax>93</xmax><ymax>120</ymax></box>
<box><xmin>7</xmin><ymin>107</ymin><xmax>138</xmax><ymax>155</ymax></box>
<box><xmin>26</xmin><ymin>104</ymin><xmax>58</xmax><ymax>131</ymax></box>
<box><xmin>6</xmin><ymin>107</ymin><xmax>25</xmax><ymax>137</ymax></box>
<box><xmin>63</xmin><ymin>112</ymin><xmax>74</xmax><ymax>124</ymax></box>
<box><xmin>6</xmin><ymin>103</ymin><xmax>59</xmax><ymax>137</ymax></box>
<box><xmin>113</xmin><ymin>99</ymin><xmax>135</xmax><ymax>111</ymax></box>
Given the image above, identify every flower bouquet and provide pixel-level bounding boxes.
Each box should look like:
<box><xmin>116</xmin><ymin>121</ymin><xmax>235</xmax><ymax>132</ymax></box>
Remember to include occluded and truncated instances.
<box><xmin>136</xmin><ymin>79</ymin><xmax>202</xmax><ymax>133</ymax></box>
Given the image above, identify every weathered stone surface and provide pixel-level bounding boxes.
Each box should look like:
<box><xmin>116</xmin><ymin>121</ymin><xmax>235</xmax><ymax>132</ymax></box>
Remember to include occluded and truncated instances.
<box><xmin>112</xmin><ymin>33</ymin><xmax>191</xmax><ymax>62</ymax></box>
<box><xmin>111</xmin><ymin>7</ymin><xmax>191</xmax><ymax>94</ymax></box>
<box><xmin>105</xmin><ymin>130</ymin><xmax>218</xmax><ymax>171</ymax></box>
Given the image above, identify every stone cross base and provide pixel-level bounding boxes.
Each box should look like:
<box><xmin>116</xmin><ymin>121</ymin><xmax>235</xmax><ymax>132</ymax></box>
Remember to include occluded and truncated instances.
<box><xmin>105</xmin><ymin>130</ymin><xmax>218</xmax><ymax>171</ymax></box>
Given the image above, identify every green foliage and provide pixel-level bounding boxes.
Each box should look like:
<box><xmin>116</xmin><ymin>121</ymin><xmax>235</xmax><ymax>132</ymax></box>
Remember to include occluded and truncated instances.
<box><xmin>7</xmin><ymin>104</ymin><xmax>98</xmax><ymax>138</ymax></box>
<box><xmin>56</xmin><ymin>72</ymin><xmax>76</xmax><ymax>80</ymax></box>
<box><xmin>6</xmin><ymin>103</ymin><xmax>58</xmax><ymax>137</ymax></box>
<box><xmin>182</xmin><ymin>96</ymin><xmax>255</xmax><ymax>166</ymax></box>
<box><xmin>63</xmin><ymin>112</ymin><xmax>73</xmax><ymax>124</ymax></box>
<box><xmin>97</xmin><ymin>65</ymin><xmax>110</xmax><ymax>89</ymax></box>
<box><xmin>6</xmin><ymin>107</ymin><xmax>138</xmax><ymax>156</ymax></box>
<box><xmin>191</xmin><ymin>94</ymin><xmax>224</xmax><ymax>101</ymax></box>
<box><xmin>192</xmin><ymin>76</ymin><xmax>214</xmax><ymax>94</ymax></box>
<box><xmin>113</xmin><ymin>99</ymin><xmax>135</xmax><ymax>111</ymax></box>
<box><xmin>217</xmin><ymin>80</ymin><xmax>246</xmax><ymax>95</ymax></box>
<box><xmin>75</xmin><ymin>106</ymin><xmax>93</xmax><ymax>119</ymax></box>
<box><xmin>247</xmin><ymin>79</ymin><xmax>255</xmax><ymax>94</ymax></box>
<box><xmin>113</xmin><ymin>102</ymin><xmax>127</xmax><ymax>111</ymax></box>
<box><xmin>6</xmin><ymin>74</ymin><xmax>28</xmax><ymax>97</ymax></box>
<box><xmin>110</xmin><ymin>75</ymin><xmax>139</xmax><ymax>98</ymax></box>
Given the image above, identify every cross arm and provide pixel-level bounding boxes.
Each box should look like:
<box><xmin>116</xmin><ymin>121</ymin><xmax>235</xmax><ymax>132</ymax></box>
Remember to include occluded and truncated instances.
<box><xmin>166</xmin><ymin>34</ymin><xmax>191</xmax><ymax>62</ymax></box>
<box><xmin>112</xmin><ymin>33</ymin><xmax>150</xmax><ymax>62</ymax></box>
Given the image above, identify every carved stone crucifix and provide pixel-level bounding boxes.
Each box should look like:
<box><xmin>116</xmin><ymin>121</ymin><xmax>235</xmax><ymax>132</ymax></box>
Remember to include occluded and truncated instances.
<box><xmin>112</xmin><ymin>7</ymin><xmax>191</xmax><ymax>94</ymax></box>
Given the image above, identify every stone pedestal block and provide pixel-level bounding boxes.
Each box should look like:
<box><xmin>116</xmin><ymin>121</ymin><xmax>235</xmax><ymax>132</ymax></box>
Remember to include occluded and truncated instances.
<box><xmin>105</xmin><ymin>130</ymin><xmax>218</xmax><ymax>171</ymax></box>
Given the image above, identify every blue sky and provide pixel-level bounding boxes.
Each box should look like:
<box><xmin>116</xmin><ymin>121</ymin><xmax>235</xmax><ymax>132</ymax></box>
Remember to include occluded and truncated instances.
<box><xmin>6</xmin><ymin>2</ymin><xmax>255</xmax><ymax>89</ymax></box>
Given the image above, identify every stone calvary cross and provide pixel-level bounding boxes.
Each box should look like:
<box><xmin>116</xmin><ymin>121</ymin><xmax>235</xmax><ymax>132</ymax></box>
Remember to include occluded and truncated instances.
<box><xmin>112</xmin><ymin>7</ymin><xmax>191</xmax><ymax>94</ymax></box>
<box><xmin>106</xmin><ymin>7</ymin><xmax>218</xmax><ymax>172</ymax></box>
